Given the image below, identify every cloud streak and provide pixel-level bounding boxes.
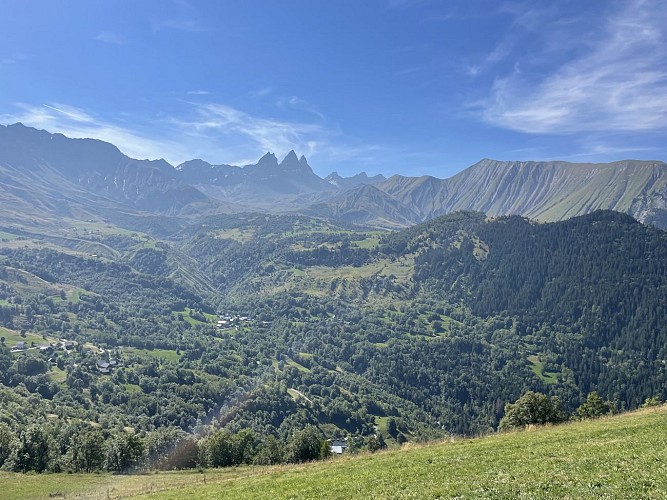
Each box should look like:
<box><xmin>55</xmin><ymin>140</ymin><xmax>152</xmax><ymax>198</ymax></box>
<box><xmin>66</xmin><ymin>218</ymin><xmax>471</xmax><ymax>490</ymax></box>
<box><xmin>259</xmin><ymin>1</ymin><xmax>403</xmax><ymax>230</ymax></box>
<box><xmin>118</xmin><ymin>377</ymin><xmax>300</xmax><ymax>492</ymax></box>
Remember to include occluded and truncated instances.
<box><xmin>95</xmin><ymin>31</ymin><xmax>127</xmax><ymax>45</ymax></box>
<box><xmin>1</xmin><ymin>100</ymin><xmax>390</xmax><ymax>173</ymax></box>
<box><xmin>479</xmin><ymin>0</ymin><xmax>667</xmax><ymax>135</ymax></box>
<box><xmin>169</xmin><ymin>102</ymin><xmax>327</xmax><ymax>162</ymax></box>
<box><xmin>2</xmin><ymin>103</ymin><xmax>189</xmax><ymax>163</ymax></box>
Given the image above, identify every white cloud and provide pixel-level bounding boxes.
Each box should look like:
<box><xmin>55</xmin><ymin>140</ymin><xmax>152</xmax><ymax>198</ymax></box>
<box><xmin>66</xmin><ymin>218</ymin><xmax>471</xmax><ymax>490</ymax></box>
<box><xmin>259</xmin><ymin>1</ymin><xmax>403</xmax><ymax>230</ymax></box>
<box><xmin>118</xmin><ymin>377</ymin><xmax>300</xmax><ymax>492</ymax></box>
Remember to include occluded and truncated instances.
<box><xmin>170</xmin><ymin>102</ymin><xmax>326</xmax><ymax>161</ymax></box>
<box><xmin>151</xmin><ymin>1</ymin><xmax>205</xmax><ymax>34</ymax></box>
<box><xmin>2</xmin><ymin>103</ymin><xmax>188</xmax><ymax>163</ymax></box>
<box><xmin>479</xmin><ymin>0</ymin><xmax>667</xmax><ymax>134</ymax></box>
<box><xmin>0</xmin><ymin>53</ymin><xmax>29</xmax><ymax>65</ymax></box>
<box><xmin>248</xmin><ymin>88</ymin><xmax>272</xmax><ymax>99</ymax></box>
<box><xmin>1</xmin><ymin>100</ymin><xmax>393</xmax><ymax>173</ymax></box>
<box><xmin>95</xmin><ymin>31</ymin><xmax>127</xmax><ymax>45</ymax></box>
<box><xmin>152</xmin><ymin>18</ymin><xmax>205</xmax><ymax>33</ymax></box>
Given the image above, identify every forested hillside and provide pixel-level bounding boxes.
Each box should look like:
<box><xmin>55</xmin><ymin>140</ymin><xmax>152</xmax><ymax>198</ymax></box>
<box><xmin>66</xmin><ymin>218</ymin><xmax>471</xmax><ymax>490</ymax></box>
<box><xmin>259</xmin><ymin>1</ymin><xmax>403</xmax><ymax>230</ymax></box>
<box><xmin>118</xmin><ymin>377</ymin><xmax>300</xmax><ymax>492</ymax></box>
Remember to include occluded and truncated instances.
<box><xmin>0</xmin><ymin>210</ymin><xmax>665</xmax><ymax>474</ymax></box>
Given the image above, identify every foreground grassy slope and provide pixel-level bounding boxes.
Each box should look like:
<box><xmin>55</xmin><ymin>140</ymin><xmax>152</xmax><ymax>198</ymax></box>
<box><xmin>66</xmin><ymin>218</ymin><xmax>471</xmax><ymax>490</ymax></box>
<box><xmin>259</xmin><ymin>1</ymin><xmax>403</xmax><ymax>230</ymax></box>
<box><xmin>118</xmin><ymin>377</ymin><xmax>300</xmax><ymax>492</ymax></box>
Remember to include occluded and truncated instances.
<box><xmin>3</xmin><ymin>405</ymin><xmax>666</xmax><ymax>499</ymax></box>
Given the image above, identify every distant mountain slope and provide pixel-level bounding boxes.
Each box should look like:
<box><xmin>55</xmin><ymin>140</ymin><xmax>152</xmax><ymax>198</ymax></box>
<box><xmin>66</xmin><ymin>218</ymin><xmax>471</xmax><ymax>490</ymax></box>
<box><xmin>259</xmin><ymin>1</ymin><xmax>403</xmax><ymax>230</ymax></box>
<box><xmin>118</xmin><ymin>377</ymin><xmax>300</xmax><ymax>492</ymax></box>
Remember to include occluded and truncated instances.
<box><xmin>378</xmin><ymin>159</ymin><xmax>667</xmax><ymax>228</ymax></box>
<box><xmin>177</xmin><ymin>151</ymin><xmax>334</xmax><ymax>209</ymax></box>
<box><xmin>324</xmin><ymin>171</ymin><xmax>386</xmax><ymax>190</ymax></box>
<box><xmin>0</xmin><ymin>123</ymin><xmax>209</xmax><ymax>213</ymax></box>
<box><xmin>3</xmin><ymin>123</ymin><xmax>667</xmax><ymax>231</ymax></box>
<box><xmin>304</xmin><ymin>184</ymin><xmax>420</xmax><ymax>228</ymax></box>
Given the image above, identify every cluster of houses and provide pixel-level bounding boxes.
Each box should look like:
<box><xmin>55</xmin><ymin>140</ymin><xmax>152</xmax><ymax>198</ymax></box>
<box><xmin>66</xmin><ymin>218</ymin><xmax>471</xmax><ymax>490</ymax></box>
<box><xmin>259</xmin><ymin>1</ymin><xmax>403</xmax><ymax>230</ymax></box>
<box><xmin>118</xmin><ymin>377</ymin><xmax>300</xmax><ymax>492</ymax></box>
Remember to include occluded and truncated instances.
<box><xmin>11</xmin><ymin>338</ymin><xmax>119</xmax><ymax>375</ymax></box>
<box><xmin>216</xmin><ymin>313</ymin><xmax>252</xmax><ymax>329</ymax></box>
<box><xmin>10</xmin><ymin>339</ymin><xmax>76</xmax><ymax>353</ymax></box>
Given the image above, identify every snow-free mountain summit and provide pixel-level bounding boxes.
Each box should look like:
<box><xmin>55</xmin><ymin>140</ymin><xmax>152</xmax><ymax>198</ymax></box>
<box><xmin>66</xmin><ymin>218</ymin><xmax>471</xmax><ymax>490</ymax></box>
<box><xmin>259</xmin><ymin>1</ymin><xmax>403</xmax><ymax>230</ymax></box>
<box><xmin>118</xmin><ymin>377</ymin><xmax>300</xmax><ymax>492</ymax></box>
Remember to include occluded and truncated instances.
<box><xmin>1</xmin><ymin>123</ymin><xmax>666</xmax><ymax>231</ymax></box>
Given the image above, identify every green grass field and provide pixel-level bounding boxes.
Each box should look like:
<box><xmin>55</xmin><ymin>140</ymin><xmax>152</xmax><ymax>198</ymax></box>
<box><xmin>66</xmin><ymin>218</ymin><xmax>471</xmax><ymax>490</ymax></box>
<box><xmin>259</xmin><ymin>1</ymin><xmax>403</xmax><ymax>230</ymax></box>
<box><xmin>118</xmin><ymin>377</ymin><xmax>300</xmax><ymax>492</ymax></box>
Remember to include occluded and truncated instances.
<box><xmin>1</xmin><ymin>405</ymin><xmax>666</xmax><ymax>499</ymax></box>
<box><xmin>0</xmin><ymin>327</ymin><xmax>50</xmax><ymax>349</ymax></box>
<box><xmin>527</xmin><ymin>355</ymin><xmax>559</xmax><ymax>385</ymax></box>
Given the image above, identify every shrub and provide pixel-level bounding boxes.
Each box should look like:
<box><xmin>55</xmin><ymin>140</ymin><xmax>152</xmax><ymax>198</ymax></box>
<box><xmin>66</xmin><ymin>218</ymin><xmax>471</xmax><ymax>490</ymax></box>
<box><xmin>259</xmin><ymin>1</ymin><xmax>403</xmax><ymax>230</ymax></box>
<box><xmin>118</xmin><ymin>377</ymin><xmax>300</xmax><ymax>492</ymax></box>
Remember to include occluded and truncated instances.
<box><xmin>499</xmin><ymin>391</ymin><xmax>566</xmax><ymax>430</ymax></box>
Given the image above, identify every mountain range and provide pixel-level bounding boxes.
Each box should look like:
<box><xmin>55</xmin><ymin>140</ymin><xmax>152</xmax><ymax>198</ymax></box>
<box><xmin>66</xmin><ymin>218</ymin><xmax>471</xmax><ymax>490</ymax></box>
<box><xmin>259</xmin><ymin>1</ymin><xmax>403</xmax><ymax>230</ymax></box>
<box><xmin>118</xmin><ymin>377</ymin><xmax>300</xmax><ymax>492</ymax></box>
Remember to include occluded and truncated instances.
<box><xmin>1</xmin><ymin>122</ymin><xmax>666</xmax><ymax>231</ymax></box>
<box><xmin>1</xmin><ymin>122</ymin><xmax>666</xmax><ymax>474</ymax></box>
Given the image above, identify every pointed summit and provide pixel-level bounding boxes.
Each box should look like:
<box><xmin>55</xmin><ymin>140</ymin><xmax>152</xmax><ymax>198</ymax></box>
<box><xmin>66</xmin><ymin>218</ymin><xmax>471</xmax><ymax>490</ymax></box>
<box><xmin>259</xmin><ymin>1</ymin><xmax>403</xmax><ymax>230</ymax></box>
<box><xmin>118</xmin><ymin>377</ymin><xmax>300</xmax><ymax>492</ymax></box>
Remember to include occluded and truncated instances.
<box><xmin>282</xmin><ymin>150</ymin><xmax>299</xmax><ymax>164</ymax></box>
<box><xmin>257</xmin><ymin>152</ymin><xmax>278</xmax><ymax>168</ymax></box>
<box><xmin>280</xmin><ymin>150</ymin><xmax>314</xmax><ymax>174</ymax></box>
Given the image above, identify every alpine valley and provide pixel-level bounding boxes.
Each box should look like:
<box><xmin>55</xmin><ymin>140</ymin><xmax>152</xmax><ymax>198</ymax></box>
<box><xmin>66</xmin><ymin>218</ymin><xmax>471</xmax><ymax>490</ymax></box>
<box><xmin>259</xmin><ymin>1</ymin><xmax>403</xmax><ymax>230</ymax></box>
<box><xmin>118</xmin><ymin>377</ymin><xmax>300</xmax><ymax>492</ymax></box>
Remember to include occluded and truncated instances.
<box><xmin>0</xmin><ymin>123</ymin><xmax>665</xmax><ymax>476</ymax></box>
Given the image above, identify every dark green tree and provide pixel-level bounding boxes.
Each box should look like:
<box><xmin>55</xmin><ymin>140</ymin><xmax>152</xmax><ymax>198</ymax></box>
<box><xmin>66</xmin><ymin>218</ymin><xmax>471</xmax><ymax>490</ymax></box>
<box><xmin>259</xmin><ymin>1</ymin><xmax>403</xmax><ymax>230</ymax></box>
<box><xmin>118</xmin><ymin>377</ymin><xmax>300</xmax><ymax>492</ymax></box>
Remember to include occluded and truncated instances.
<box><xmin>576</xmin><ymin>392</ymin><xmax>616</xmax><ymax>419</ymax></box>
<box><xmin>72</xmin><ymin>429</ymin><xmax>105</xmax><ymax>473</ymax></box>
<box><xmin>104</xmin><ymin>433</ymin><xmax>145</xmax><ymax>473</ymax></box>
<box><xmin>499</xmin><ymin>391</ymin><xmax>567</xmax><ymax>430</ymax></box>
<box><xmin>9</xmin><ymin>425</ymin><xmax>52</xmax><ymax>473</ymax></box>
<box><xmin>286</xmin><ymin>426</ymin><xmax>322</xmax><ymax>463</ymax></box>
<box><xmin>254</xmin><ymin>435</ymin><xmax>284</xmax><ymax>465</ymax></box>
<box><xmin>319</xmin><ymin>439</ymin><xmax>332</xmax><ymax>460</ymax></box>
<box><xmin>0</xmin><ymin>423</ymin><xmax>14</xmax><ymax>468</ymax></box>
<box><xmin>205</xmin><ymin>429</ymin><xmax>233</xmax><ymax>468</ymax></box>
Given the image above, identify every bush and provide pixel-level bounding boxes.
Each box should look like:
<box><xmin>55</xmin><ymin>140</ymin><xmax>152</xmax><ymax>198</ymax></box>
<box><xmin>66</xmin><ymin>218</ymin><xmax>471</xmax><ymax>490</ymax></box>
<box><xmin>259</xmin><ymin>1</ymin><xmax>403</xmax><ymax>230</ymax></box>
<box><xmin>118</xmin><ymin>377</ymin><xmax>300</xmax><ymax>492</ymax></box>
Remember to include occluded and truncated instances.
<box><xmin>576</xmin><ymin>392</ymin><xmax>616</xmax><ymax>419</ymax></box>
<box><xmin>499</xmin><ymin>391</ymin><xmax>566</xmax><ymax>430</ymax></box>
<box><xmin>640</xmin><ymin>396</ymin><xmax>663</xmax><ymax>408</ymax></box>
<box><xmin>286</xmin><ymin>426</ymin><xmax>323</xmax><ymax>463</ymax></box>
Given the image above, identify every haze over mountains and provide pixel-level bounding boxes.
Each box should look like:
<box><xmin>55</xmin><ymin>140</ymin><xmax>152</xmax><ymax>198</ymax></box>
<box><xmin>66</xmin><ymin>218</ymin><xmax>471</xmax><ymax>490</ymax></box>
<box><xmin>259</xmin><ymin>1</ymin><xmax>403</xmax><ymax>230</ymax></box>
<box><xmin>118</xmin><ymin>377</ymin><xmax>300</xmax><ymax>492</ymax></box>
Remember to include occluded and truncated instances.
<box><xmin>1</xmin><ymin>122</ymin><xmax>666</xmax><ymax>231</ymax></box>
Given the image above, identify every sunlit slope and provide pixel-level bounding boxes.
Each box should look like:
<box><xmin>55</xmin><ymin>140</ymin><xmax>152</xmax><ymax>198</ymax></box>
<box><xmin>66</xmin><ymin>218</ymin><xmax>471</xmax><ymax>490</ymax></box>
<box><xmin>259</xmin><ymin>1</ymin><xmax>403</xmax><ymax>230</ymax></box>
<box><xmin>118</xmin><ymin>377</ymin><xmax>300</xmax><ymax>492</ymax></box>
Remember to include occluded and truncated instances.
<box><xmin>1</xmin><ymin>397</ymin><xmax>665</xmax><ymax>499</ymax></box>
<box><xmin>380</xmin><ymin>159</ymin><xmax>667</xmax><ymax>227</ymax></box>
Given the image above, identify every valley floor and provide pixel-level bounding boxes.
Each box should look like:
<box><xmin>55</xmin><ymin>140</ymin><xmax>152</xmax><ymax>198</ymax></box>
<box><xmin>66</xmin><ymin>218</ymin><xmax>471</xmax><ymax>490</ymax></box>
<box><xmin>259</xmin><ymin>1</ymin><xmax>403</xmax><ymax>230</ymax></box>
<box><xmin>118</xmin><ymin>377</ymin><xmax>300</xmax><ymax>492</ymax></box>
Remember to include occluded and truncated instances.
<box><xmin>3</xmin><ymin>405</ymin><xmax>666</xmax><ymax>499</ymax></box>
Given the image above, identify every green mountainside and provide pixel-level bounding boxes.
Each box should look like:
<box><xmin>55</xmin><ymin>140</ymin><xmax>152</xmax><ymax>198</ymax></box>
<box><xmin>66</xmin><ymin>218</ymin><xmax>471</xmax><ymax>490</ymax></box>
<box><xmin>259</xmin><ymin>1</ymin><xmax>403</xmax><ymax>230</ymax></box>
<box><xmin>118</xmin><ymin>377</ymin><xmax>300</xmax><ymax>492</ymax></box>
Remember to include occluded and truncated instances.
<box><xmin>0</xmin><ymin>125</ymin><xmax>666</xmax><ymax>482</ymax></box>
<box><xmin>0</xmin><ymin>209</ymin><xmax>665</xmax><ymax>477</ymax></box>
<box><xmin>2</xmin><ymin>405</ymin><xmax>665</xmax><ymax>499</ymax></box>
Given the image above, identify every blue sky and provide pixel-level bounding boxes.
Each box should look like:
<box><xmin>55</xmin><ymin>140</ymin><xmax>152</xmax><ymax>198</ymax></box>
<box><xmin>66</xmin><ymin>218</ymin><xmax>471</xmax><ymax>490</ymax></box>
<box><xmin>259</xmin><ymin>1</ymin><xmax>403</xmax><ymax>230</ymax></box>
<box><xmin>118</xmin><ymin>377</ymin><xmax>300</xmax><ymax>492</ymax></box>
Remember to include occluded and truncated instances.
<box><xmin>1</xmin><ymin>0</ymin><xmax>666</xmax><ymax>178</ymax></box>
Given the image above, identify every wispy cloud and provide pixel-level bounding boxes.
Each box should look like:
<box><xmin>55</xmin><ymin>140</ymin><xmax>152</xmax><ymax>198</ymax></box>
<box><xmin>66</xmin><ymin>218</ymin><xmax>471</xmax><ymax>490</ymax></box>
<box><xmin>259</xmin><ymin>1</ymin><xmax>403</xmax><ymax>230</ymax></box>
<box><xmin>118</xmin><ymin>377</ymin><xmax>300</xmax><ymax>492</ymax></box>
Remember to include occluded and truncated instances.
<box><xmin>464</xmin><ymin>36</ymin><xmax>515</xmax><ymax>77</ymax></box>
<box><xmin>152</xmin><ymin>18</ymin><xmax>205</xmax><ymax>33</ymax></box>
<box><xmin>95</xmin><ymin>31</ymin><xmax>127</xmax><ymax>45</ymax></box>
<box><xmin>1</xmin><ymin>103</ymin><xmax>188</xmax><ymax>163</ymax></box>
<box><xmin>152</xmin><ymin>0</ymin><xmax>205</xmax><ymax>33</ymax></box>
<box><xmin>186</xmin><ymin>90</ymin><xmax>210</xmax><ymax>95</ymax></box>
<box><xmin>478</xmin><ymin>0</ymin><xmax>667</xmax><ymax>135</ymax></box>
<box><xmin>274</xmin><ymin>95</ymin><xmax>326</xmax><ymax>121</ymax></box>
<box><xmin>1</xmin><ymin>100</ymin><xmax>394</xmax><ymax>174</ymax></box>
<box><xmin>0</xmin><ymin>53</ymin><xmax>29</xmax><ymax>65</ymax></box>
<box><xmin>248</xmin><ymin>88</ymin><xmax>272</xmax><ymax>99</ymax></box>
<box><xmin>168</xmin><ymin>102</ymin><xmax>327</xmax><ymax>161</ymax></box>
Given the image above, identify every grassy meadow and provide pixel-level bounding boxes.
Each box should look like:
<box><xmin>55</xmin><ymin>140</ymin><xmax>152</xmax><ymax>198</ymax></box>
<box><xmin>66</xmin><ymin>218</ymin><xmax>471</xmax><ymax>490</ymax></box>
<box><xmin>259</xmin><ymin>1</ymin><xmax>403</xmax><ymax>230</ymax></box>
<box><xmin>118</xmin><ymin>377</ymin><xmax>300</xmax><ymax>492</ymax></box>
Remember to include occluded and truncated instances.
<box><xmin>1</xmin><ymin>405</ymin><xmax>665</xmax><ymax>499</ymax></box>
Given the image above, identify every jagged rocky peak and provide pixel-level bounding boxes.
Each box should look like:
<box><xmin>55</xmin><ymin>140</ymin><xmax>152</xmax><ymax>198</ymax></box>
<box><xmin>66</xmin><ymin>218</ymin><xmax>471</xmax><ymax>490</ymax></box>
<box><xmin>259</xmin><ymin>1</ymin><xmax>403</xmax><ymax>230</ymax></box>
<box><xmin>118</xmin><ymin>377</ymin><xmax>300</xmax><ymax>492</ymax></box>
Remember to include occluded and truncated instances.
<box><xmin>257</xmin><ymin>152</ymin><xmax>279</xmax><ymax>168</ymax></box>
<box><xmin>278</xmin><ymin>150</ymin><xmax>314</xmax><ymax>173</ymax></box>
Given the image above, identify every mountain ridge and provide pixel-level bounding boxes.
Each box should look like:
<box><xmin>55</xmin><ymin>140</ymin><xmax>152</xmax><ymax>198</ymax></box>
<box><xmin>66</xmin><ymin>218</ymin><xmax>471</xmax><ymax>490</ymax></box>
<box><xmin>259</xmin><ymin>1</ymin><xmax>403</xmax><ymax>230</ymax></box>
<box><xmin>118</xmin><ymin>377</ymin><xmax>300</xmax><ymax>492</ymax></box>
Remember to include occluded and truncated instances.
<box><xmin>2</xmin><ymin>123</ymin><xmax>667</xmax><ymax>230</ymax></box>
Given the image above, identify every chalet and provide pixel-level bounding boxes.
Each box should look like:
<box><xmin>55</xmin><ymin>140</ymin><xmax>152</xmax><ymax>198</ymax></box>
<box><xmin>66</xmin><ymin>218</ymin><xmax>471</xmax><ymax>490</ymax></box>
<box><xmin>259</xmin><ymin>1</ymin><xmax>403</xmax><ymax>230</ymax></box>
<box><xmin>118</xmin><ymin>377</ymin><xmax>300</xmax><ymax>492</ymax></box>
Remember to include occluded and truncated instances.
<box><xmin>15</xmin><ymin>341</ymin><xmax>27</xmax><ymax>350</ymax></box>
<box><xmin>96</xmin><ymin>359</ymin><xmax>119</xmax><ymax>374</ymax></box>
<box><xmin>330</xmin><ymin>439</ymin><xmax>348</xmax><ymax>454</ymax></box>
<box><xmin>96</xmin><ymin>360</ymin><xmax>111</xmax><ymax>374</ymax></box>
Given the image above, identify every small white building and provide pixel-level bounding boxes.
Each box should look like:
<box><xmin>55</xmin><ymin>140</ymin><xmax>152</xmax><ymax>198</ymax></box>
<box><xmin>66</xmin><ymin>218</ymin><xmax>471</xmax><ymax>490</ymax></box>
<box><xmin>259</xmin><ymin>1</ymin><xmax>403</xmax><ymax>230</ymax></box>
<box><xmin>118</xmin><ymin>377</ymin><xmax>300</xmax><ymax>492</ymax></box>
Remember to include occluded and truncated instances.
<box><xmin>330</xmin><ymin>439</ymin><xmax>348</xmax><ymax>454</ymax></box>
